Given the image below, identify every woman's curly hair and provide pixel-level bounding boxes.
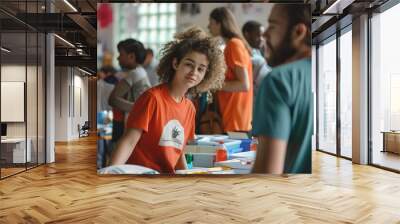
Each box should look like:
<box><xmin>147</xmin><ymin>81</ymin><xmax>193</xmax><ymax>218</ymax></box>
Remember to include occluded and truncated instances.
<box><xmin>157</xmin><ymin>26</ymin><xmax>226</xmax><ymax>94</ymax></box>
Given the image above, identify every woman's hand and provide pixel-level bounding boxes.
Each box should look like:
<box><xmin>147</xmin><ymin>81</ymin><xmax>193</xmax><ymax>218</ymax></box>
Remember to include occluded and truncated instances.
<box><xmin>175</xmin><ymin>152</ymin><xmax>188</xmax><ymax>170</ymax></box>
<box><xmin>221</xmin><ymin>66</ymin><xmax>250</xmax><ymax>92</ymax></box>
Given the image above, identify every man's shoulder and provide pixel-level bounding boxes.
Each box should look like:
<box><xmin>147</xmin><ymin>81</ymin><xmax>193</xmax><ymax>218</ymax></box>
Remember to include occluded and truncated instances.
<box><xmin>126</xmin><ymin>66</ymin><xmax>146</xmax><ymax>77</ymax></box>
<box><xmin>258</xmin><ymin>59</ymin><xmax>311</xmax><ymax>98</ymax></box>
<box><xmin>145</xmin><ymin>84</ymin><xmax>163</xmax><ymax>96</ymax></box>
<box><xmin>227</xmin><ymin>37</ymin><xmax>245</xmax><ymax>48</ymax></box>
<box><xmin>272</xmin><ymin>58</ymin><xmax>310</xmax><ymax>72</ymax></box>
<box><xmin>185</xmin><ymin>98</ymin><xmax>196</xmax><ymax>113</ymax></box>
<box><xmin>133</xmin><ymin>85</ymin><xmax>163</xmax><ymax>106</ymax></box>
<box><xmin>126</xmin><ymin>67</ymin><xmax>150</xmax><ymax>84</ymax></box>
<box><xmin>268</xmin><ymin>58</ymin><xmax>310</xmax><ymax>79</ymax></box>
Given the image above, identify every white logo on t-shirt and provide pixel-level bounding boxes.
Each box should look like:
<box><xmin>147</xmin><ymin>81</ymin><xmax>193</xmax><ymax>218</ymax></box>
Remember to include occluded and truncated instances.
<box><xmin>159</xmin><ymin>120</ymin><xmax>185</xmax><ymax>150</ymax></box>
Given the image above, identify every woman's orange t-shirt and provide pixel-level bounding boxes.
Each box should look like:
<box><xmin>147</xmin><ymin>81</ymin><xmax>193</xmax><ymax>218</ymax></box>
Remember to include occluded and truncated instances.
<box><xmin>125</xmin><ymin>84</ymin><xmax>195</xmax><ymax>173</ymax></box>
<box><xmin>217</xmin><ymin>38</ymin><xmax>253</xmax><ymax>132</ymax></box>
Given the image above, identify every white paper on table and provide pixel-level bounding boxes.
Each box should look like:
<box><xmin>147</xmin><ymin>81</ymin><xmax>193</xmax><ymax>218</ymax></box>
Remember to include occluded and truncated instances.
<box><xmin>214</xmin><ymin>158</ymin><xmax>253</xmax><ymax>170</ymax></box>
<box><xmin>227</xmin><ymin>131</ymin><xmax>250</xmax><ymax>139</ymax></box>
<box><xmin>98</xmin><ymin>164</ymin><xmax>159</xmax><ymax>175</ymax></box>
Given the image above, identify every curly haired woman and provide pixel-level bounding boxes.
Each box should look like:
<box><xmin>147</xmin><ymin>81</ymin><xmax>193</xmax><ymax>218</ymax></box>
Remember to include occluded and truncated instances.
<box><xmin>110</xmin><ymin>27</ymin><xmax>226</xmax><ymax>174</ymax></box>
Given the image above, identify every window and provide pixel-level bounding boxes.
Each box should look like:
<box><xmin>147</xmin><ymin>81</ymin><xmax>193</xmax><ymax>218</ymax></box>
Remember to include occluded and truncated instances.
<box><xmin>0</xmin><ymin>0</ymin><xmax>46</xmax><ymax>179</ymax></box>
<box><xmin>339</xmin><ymin>28</ymin><xmax>352</xmax><ymax>158</ymax></box>
<box><xmin>317</xmin><ymin>36</ymin><xmax>337</xmax><ymax>155</ymax></box>
<box><xmin>312</xmin><ymin>46</ymin><xmax>317</xmax><ymax>151</ymax></box>
<box><xmin>371</xmin><ymin>2</ymin><xmax>400</xmax><ymax>171</ymax></box>
<box><xmin>116</xmin><ymin>3</ymin><xmax>176</xmax><ymax>61</ymax></box>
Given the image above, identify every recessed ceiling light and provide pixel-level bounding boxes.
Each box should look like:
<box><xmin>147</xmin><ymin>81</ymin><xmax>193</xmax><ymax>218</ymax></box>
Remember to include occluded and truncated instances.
<box><xmin>63</xmin><ymin>0</ymin><xmax>78</xmax><ymax>12</ymax></box>
<box><xmin>54</xmin><ymin>34</ymin><xmax>75</xmax><ymax>48</ymax></box>
<box><xmin>1</xmin><ymin>47</ymin><xmax>11</xmax><ymax>53</ymax></box>
<box><xmin>78</xmin><ymin>67</ymin><xmax>92</xmax><ymax>76</ymax></box>
<box><xmin>322</xmin><ymin>0</ymin><xmax>352</xmax><ymax>15</ymax></box>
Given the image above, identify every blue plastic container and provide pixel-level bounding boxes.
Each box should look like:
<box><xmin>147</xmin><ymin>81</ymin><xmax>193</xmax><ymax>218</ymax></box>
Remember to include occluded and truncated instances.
<box><xmin>239</xmin><ymin>139</ymin><xmax>252</xmax><ymax>152</ymax></box>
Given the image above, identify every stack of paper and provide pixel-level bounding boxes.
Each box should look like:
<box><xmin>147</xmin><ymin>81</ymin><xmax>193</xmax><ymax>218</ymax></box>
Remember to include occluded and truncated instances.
<box><xmin>229</xmin><ymin>151</ymin><xmax>256</xmax><ymax>160</ymax></box>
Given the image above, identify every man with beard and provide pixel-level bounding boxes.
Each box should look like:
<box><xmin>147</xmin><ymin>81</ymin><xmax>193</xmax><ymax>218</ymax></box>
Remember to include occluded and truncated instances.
<box><xmin>252</xmin><ymin>4</ymin><xmax>312</xmax><ymax>174</ymax></box>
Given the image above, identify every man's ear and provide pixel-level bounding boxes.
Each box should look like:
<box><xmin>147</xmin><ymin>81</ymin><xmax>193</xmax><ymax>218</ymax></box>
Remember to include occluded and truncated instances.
<box><xmin>292</xmin><ymin>23</ymin><xmax>307</xmax><ymax>48</ymax></box>
<box><xmin>172</xmin><ymin>58</ymin><xmax>178</xmax><ymax>70</ymax></box>
<box><xmin>243</xmin><ymin>31</ymin><xmax>249</xmax><ymax>39</ymax></box>
<box><xmin>128</xmin><ymin>53</ymin><xmax>136</xmax><ymax>62</ymax></box>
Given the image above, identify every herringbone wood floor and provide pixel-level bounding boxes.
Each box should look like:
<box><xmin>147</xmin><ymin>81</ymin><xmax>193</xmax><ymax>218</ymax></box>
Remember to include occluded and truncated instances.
<box><xmin>1</xmin><ymin>136</ymin><xmax>400</xmax><ymax>223</ymax></box>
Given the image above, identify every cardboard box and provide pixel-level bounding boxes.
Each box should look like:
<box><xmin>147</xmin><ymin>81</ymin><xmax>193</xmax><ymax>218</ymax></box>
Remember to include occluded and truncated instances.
<box><xmin>384</xmin><ymin>132</ymin><xmax>400</xmax><ymax>154</ymax></box>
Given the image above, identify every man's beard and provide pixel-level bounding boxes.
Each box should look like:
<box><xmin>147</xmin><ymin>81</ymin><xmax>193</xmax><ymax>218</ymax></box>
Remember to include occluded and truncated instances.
<box><xmin>266</xmin><ymin>31</ymin><xmax>297</xmax><ymax>67</ymax></box>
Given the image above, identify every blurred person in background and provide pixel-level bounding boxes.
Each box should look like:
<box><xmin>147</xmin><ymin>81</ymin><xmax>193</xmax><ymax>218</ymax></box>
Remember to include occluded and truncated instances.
<box><xmin>97</xmin><ymin>66</ymin><xmax>117</xmax><ymax>112</ymax></box>
<box><xmin>143</xmin><ymin>48</ymin><xmax>160</xmax><ymax>87</ymax></box>
<box><xmin>242</xmin><ymin>21</ymin><xmax>271</xmax><ymax>97</ymax></box>
<box><xmin>108</xmin><ymin>39</ymin><xmax>151</xmax><ymax>144</ymax></box>
<box><xmin>208</xmin><ymin>7</ymin><xmax>253</xmax><ymax>134</ymax></box>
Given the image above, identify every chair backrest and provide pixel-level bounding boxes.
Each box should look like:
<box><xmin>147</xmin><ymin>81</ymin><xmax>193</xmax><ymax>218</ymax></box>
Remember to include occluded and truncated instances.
<box><xmin>82</xmin><ymin>121</ymin><xmax>90</xmax><ymax>129</ymax></box>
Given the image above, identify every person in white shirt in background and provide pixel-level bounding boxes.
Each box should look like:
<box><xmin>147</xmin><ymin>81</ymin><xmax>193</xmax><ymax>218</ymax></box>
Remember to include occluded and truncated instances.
<box><xmin>242</xmin><ymin>21</ymin><xmax>271</xmax><ymax>97</ymax></box>
<box><xmin>109</xmin><ymin>39</ymin><xmax>151</xmax><ymax>114</ymax></box>
<box><xmin>108</xmin><ymin>39</ymin><xmax>151</xmax><ymax>144</ymax></box>
<box><xmin>97</xmin><ymin>65</ymin><xmax>121</xmax><ymax>111</ymax></box>
<box><xmin>143</xmin><ymin>48</ymin><xmax>160</xmax><ymax>87</ymax></box>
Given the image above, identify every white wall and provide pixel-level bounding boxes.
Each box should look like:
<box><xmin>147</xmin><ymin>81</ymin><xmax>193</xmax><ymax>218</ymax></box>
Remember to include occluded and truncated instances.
<box><xmin>1</xmin><ymin>64</ymin><xmax>46</xmax><ymax>164</ymax></box>
<box><xmin>372</xmin><ymin>4</ymin><xmax>400</xmax><ymax>132</ymax></box>
<box><xmin>1</xmin><ymin>65</ymin><xmax>26</xmax><ymax>82</ymax></box>
<box><xmin>1</xmin><ymin>65</ymin><xmax>26</xmax><ymax>140</ymax></box>
<box><xmin>72</xmin><ymin>73</ymin><xmax>89</xmax><ymax>138</ymax></box>
<box><xmin>1</xmin><ymin>65</ymin><xmax>39</xmax><ymax>137</ymax></box>
<box><xmin>54</xmin><ymin>67</ymin><xmax>89</xmax><ymax>141</ymax></box>
<box><xmin>55</xmin><ymin>66</ymin><xmax>69</xmax><ymax>141</ymax></box>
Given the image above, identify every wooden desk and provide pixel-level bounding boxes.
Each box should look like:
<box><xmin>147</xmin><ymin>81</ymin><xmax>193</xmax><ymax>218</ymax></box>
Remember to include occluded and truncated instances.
<box><xmin>382</xmin><ymin>131</ymin><xmax>400</xmax><ymax>154</ymax></box>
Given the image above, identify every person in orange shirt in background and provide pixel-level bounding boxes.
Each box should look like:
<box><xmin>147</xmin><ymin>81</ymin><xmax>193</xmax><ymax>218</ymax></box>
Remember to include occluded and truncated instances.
<box><xmin>208</xmin><ymin>7</ymin><xmax>253</xmax><ymax>133</ymax></box>
<box><xmin>110</xmin><ymin>27</ymin><xmax>226</xmax><ymax>173</ymax></box>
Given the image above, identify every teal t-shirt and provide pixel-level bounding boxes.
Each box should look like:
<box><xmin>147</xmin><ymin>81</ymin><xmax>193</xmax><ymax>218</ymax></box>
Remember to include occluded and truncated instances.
<box><xmin>252</xmin><ymin>58</ymin><xmax>312</xmax><ymax>173</ymax></box>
